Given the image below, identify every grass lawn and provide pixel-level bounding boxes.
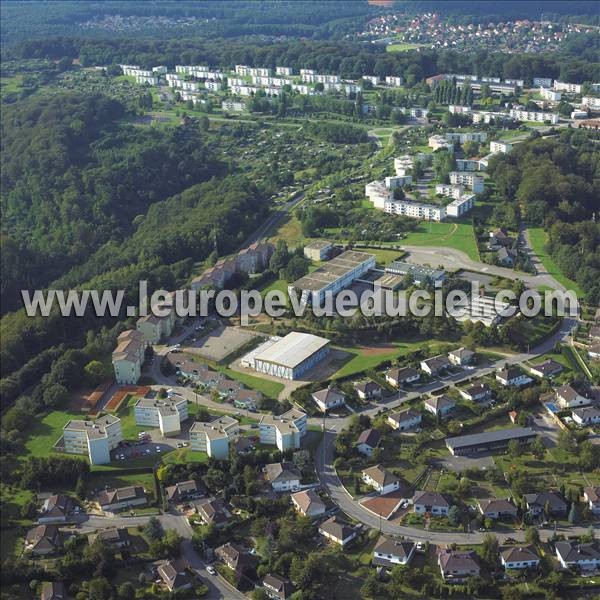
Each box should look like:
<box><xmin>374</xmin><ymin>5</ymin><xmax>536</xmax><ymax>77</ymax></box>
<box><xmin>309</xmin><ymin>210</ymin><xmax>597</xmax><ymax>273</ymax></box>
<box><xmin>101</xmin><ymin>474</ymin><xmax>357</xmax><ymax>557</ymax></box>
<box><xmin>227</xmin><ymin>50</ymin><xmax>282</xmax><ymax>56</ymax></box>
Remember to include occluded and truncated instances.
<box><xmin>23</xmin><ymin>409</ymin><xmax>85</xmax><ymax>460</ymax></box>
<box><xmin>268</xmin><ymin>212</ymin><xmax>305</xmax><ymax>248</ymax></box>
<box><xmin>386</xmin><ymin>42</ymin><xmax>425</xmax><ymax>52</ymax></box>
<box><xmin>0</xmin><ymin>488</ymin><xmax>34</xmax><ymax>561</ymax></box>
<box><xmin>161</xmin><ymin>448</ymin><xmax>209</xmax><ymax>464</ymax></box>
<box><xmin>0</xmin><ymin>75</ymin><xmax>23</xmax><ymax>97</ymax></box>
<box><xmin>527</xmin><ymin>228</ymin><xmax>583</xmax><ymax>295</ymax></box>
<box><xmin>219</xmin><ymin>367</ymin><xmax>284</xmax><ymax>398</ymax></box>
<box><xmin>333</xmin><ymin>339</ymin><xmax>448</xmax><ymax>378</ymax></box>
<box><xmin>402</xmin><ymin>221</ymin><xmax>479</xmax><ymax>261</ymax></box>
<box><xmin>362</xmin><ymin>247</ymin><xmax>406</xmax><ymax>267</ymax></box>
<box><xmin>87</xmin><ymin>470</ymin><xmax>155</xmax><ymax>494</ymax></box>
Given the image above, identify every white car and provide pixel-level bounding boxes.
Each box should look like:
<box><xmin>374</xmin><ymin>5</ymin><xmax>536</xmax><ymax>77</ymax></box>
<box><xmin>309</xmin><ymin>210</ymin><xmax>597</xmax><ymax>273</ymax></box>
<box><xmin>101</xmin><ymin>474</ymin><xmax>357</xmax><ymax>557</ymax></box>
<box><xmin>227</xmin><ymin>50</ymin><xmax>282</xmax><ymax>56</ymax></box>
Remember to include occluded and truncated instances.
<box><xmin>156</xmin><ymin>448</ymin><xmax>161</xmax><ymax>453</ymax></box>
<box><xmin>206</xmin><ymin>565</ymin><xmax>216</xmax><ymax>575</ymax></box>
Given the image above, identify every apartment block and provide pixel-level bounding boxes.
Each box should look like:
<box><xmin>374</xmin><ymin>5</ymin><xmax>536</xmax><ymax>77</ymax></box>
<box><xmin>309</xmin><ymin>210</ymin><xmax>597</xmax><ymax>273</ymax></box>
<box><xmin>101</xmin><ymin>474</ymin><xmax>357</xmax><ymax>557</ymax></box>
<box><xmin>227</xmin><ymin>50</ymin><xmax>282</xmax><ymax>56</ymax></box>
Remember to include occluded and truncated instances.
<box><xmin>62</xmin><ymin>415</ymin><xmax>122</xmax><ymax>465</ymax></box>
<box><xmin>112</xmin><ymin>329</ymin><xmax>145</xmax><ymax>385</ymax></box>
<box><xmin>134</xmin><ymin>395</ymin><xmax>188</xmax><ymax>436</ymax></box>
<box><xmin>189</xmin><ymin>416</ymin><xmax>239</xmax><ymax>459</ymax></box>
<box><xmin>509</xmin><ymin>109</ymin><xmax>559</xmax><ymax>124</ymax></box>
<box><xmin>449</xmin><ymin>171</ymin><xmax>485</xmax><ymax>193</ymax></box>
<box><xmin>259</xmin><ymin>408</ymin><xmax>307</xmax><ymax>451</ymax></box>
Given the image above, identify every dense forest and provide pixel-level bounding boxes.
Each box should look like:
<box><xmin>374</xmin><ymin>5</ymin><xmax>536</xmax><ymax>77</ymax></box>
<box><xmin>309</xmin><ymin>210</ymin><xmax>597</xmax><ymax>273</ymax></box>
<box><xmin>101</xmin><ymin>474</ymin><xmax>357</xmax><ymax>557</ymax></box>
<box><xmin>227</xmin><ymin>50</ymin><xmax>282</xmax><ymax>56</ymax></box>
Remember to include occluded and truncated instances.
<box><xmin>487</xmin><ymin>129</ymin><xmax>600</xmax><ymax>304</ymax></box>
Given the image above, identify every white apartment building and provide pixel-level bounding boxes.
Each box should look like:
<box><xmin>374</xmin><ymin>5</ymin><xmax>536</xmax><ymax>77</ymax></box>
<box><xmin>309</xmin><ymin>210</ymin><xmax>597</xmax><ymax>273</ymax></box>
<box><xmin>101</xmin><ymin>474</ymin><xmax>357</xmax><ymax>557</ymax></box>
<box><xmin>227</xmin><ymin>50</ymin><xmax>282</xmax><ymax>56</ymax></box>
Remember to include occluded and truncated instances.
<box><xmin>300</xmin><ymin>69</ymin><xmax>315</xmax><ymax>75</ymax></box>
<box><xmin>344</xmin><ymin>83</ymin><xmax>361</xmax><ymax>94</ymax></box>
<box><xmin>222</xmin><ymin>100</ymin><xmax>247</xmax><ymax>112</ymax></box>
<box><xmin>176</xmin><ymin>65</ymin><xmax>209</xmax><ymax>74</ymax></box>
<box><xmin>571</xmin><ymin>109</ymin><xmax>589</xmax><ymax>119</ymax></box>
<box><xmin>189</xmin><ymin>416</ymin><xmax>239</xmax><ymax>460</ymax></box>
<box><xmin>249</xmin><ymin>67</ymin><xmax>272</xmax><ymax>77</ymax></box>
<box><xmin>291</xmin><ymin>84</ymin><xmax>311</xmax><ymax>95</ymax></box>
<box><xmin>540</xmin><ymin>87</ymin><xmax>561</xmax><ymax>102</ymax></box>
<box><xmin>385</xmin><ymin>175</ymin><xmax>412</xmax><ymax>189</ymax></box>
<box><xmin>230</xmin><ymin>85</ymin><xmax>259</xmax><ymax>96</ymax></box>
<box><xmin>533</xmin><ymin>77</ymin><xmax>553</xmax><ymax>88</ymax></box>
<box><xmin>366</xmin><ymin>180</ymin><xmax>393</xmax><ymax>208</ymax></box>
<box><xmin>122</xmin><ymin>67</ymin><xmax>153</xmax><ymax>77</ymax></box>
<box><xmin>323</xmin><ymin>82</ymin><xmax>342</xmax><ymax>92</ymax></box>
<box><xmin>553</xmin><ymin>81</ymin><xmax>582</xmax><ymax>94</ymax></box>
<box><xmin>153</xmin><ymin>66</ymin><xmax>168</xmax><ymax>75</ymax></box>
<box><xmin>446</xmin><ymin>194</ymin><xmax>475</xmax><ymax>217</ymax></box>
<box><xmin>363</xmin><ymin>75</ymin><xmax>380</xmax><ymax>86</ymax></box>
<box><xmin>135</xmin><ymin>75</ymin><xmax>159</xmax><ymax>86</ymax></box>
<box><xmin>449</xmin><ymin>171</ymin><xmax>485</xmax><ymax>193</ymax></box>
<box><xmin>455</xmin><ymin>158</ymin><xmax>486</xmax><ymax>172</ymax></box>
<box><xmin>112</xmin><ymin>329</ymin><xmax>145</xmax><ymax>385</ymax></box>
<box><xmin>448</xmin><ymin>105</ymin><xmax>472</xmax><ymax>114</ymax></box>
<box><xmin>490</xmin><ymin>141</ymin><xmax>513</xmax><ymax>154</ymax></box>
<box><xmin>472</xmin><ymin>110</ymin><xmax>510</xmax><ymax>124</ymax></box>
<box><xmin>428</xmin><ymin>134</ymin><xmax>454</xmax><ymax>151</ymax></box>
<box><xmin>386</xmin><ymin>76</ymin><xmax>403</xmax><ymax>86</ymax></box>
<box><xmin>436</xmin><ymin>183</ymin><xmax>464</xmax><ymax>199</ymax></box>
<box><xmin>235</xmin><ymin>65</ymin><xmax>251</xmax><ymax>76</ymax></box>
<box><xmin>259</xmin><ymin>408</ymin><xmax>307</xmax><ymax>451</ymax></box>
<box><xmin>205</xmin><ymin>80</ymin><xmax>222</xmax><ymax>92</ymax></box>
<box><xmin>276</xmin><ymin>66</ymin><xmax>293</xmax><ymax>76</ymax></box>
<box><xmin>62</xmin><ymin>415</ymin><xmax>122</xmax><ymax>465</ymax></box>
<box><xmin>384</xmin><ymin>199</ymin><xmax>445</xmax><ymax>222</ymax></box>
<box><xmin>445</xmin><ymin>132</ymin><xmax>487</xmax><ymax>143</ymax></box>
<box><xmin>509</xmin><ymin>109</ymin><xmax>559</xmax><ymax>124</ymax></box>
<box><xmin>582</xmin><ymin>96</ymin><xmax>600</xmax><ymax>110</ymax></box>
<box><xmin>134</xmin><ymin>396</ymin><xmax>188</xmax><ymax>436</ymax></box>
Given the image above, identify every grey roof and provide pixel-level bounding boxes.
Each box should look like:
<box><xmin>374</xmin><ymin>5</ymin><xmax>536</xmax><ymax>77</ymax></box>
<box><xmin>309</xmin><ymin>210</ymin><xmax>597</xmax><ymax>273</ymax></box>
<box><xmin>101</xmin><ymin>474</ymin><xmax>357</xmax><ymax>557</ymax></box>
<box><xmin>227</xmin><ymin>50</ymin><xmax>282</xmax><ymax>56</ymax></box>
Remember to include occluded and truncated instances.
<box><xmin>524</xmin><ymin>491</ymin><xmax>567</xmax><ymax>511</ymax></box>
<box><xmin>318</xmin><ymin>516</ymin><xmax>356</xmax><ymax>541</ymax></box>
<box><xmin>439</xmin><ymin>549</ymin><xmax>479</xmax><ymax>573</ymax></box>
<box><xmin>387</xmin><ymin>367</ymin><xmax>420</xmax><ymax>381</ymax></box>
<box><xmin>463</xmin><ymin>382</ymin><xmax>492</xmax><ymax>397</ymax></box>
<box><xmin>374</xmin><ymin>535</ymin><xmax>414</xmax><ymax>558</ymax></box>
<box><xmin>446</xmin><ymin>427</ymin><xmax>536</xmax><ymax>451</ymax></box>
<box><xmin>254</xmin><ymin>332</ymin><xmax>330</xmax><ymax>368</ymax></box>
<box><xmin>264</xmin><ymin>462</ymin><xmax>301</xmax><ymax>483</ymax></box>
<box><xmin>531</xmin><ymin>359</ymin><xmax>563</xmax><ymax>376</ymax></box>
<box><xmin>356</xmin><ymin>428</ymin><xmax>381</xmax><ymax>449</ymax></box>
<box><xmin>501</xmin><ymin>545</ymin><xmax>539</xmax><ymax>563</ymax></box>
<box><xmin>385</xmin><ymin>261</ymin><xmax>446</xmax><ymax>283</ymax></box>
<box><xmin>556</xmin><ymin>384</ymin><xmax>580</xmax><ymax>401</ymax></box>
<box><xmin>312</xmin><ymin>387</ymin><xmax>345</xmax><ymax>405</ymax></box>
<box><xmin>413</xmin><ymin>490</ymin><xmax>449</xmax><ymax>508</ymax></box>
<box><xmin>389</xmin><ymin>408</ymin><xmax>421</xmax><ymax>423</ymax></box>
<box><xmin>362</xmin><ymin>464</ymin><xmax>401</xmax><ymax>487</ymax></box>
<box><xmin>425</xmin><ymin>395</ymin><xmax>456</xmax><ymax>412</ymax></box>
<box><xmin>422</xmin><ymin>355</ymin><xmax>451</xmax><ymax>371</ymax></box>
<box><xmin>555</xmin><ymin>541</ymin><xmax>600</xmax><ymax>563</ymax></box>
<box><xmin>478</xmin><ymin>498</ymin><xmax>517</xmax><ymax>514</ymax></box>
<box><xmin>572</xmin><ymin>406</ymin><xmax>600</xmax><ymax>420</ymax></box>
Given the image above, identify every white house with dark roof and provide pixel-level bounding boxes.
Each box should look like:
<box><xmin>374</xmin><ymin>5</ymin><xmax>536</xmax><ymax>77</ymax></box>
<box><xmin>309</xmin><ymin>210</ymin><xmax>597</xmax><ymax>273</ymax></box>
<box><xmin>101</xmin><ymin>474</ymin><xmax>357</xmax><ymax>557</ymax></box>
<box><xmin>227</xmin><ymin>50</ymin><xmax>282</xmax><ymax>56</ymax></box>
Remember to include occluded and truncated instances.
<box><xmin>318</xmin><ymin>516</ymin><xmax>357</xmax><ymax>547</ymax></box>
<box><xmin>420</xmin><ymin>355</ymin><xmax>451</xmax><ymax>376</ymax></box>
<box><xmin>583</xmin><ymin>487</ymin><xmax>600</xmax><ymax>515</ymax></box>
<box><xmin>524</xmin><ymin>491</ymin><xmax>567</xmax><ymax>517</ymax></box>
<box><xmin>478</xmin><ymin>498</ymin><xmax>517</xmax><ymax>520</ymax></box>
<box><xmin>262</xmin><ymin>573</ymin><xmax>293</xmax><ymax>600</ymax></box>
<box><xmin>556</xmin><ymin>384</ymin><xmax>590</xmax><ymax>408</ymax></box>
<box><xmin>385</xmin><ymin>367</ymin><xmax>421</xmax><ymax>387</ymax></box>
<box><xmin>264</xmin><ymin>462</ymin><xmax>301</xmax><ymax>492</ymax></box>
<box><xmin>259</xmin><ymin>408</ymin><xmax>307</xmax><ymax>451</ymax></box>
<box><xmin>373</xmin><ymin>536</ymin><xmax>415</xmax><ymax>567</ymax></box>
<box><xmin>356</xmin><ymin>429</ymin><xmax>382</xmax><ymax>456</ymax></box>
<box><xmin>39</xmin><ymin>494</ymin><xmax>74</xmax><ymax>523</ymax></box>
<box><xmin>460</xmin><ymin>382</ymin><xmax>492</xmax><ymax>402</ymax></box>
<box><xmin>496</xmin><ymin>366</ymin><xmax>531</xmax><ymax>387</ymax></box>
<box><xmin>448</xmin><ymin>347</ymin><xmax>475</xmax><ymax>366</ymax></box>
<box><xmin>424</xmin><ymin>395</ymin><xmax>456</xmax><ymax>419</ymax></box>
<box><xmin>311</xmin><ymin>387</ymin><xmax>345</xmax><ymax>413</ymax></box>
<box><xmin>555</xmin><ymin>541</ymin><xmax>600</xmax><ymax>570</ymax></box>
<box><xmin>572</xmin><ymin>405</ymin><xmax>600</xmax><ymax>426</ymax></box>
<box><xmin>291</xmin><ymin>489</ymin><xmax>326</xmax><ymax>518</ymax></box>
<box><xmin>412</xmin><ymin>490</ymin><xmax>449</xmax><ymax>515</ymax></box>
<box><xmin>529</xmin><ymin>359</ymin><xmax>563</xmax><ymax>379</ymax></box>
<box><xmin>387</xmin><ymin>409</ymin><xmax>422</xmax><ymax>431</ymax></box>
<box><xmin>362</xmin><ymin>464</ymin><xmax>402</xmax><ymax>495</ymax></box>
<box><xmin>501</xmin><ymin>546</ymin><xmax>540</xmax><ymax>570</ymax></box>
<box><xmin>438</xmin><ymin>549</ymin><xmax>480</xmax><ymax>582</ymax></box>
<box><xmin>354</xmin><ymin>380</ymin><xmax>382</xmax><ymax>400</ymax></box>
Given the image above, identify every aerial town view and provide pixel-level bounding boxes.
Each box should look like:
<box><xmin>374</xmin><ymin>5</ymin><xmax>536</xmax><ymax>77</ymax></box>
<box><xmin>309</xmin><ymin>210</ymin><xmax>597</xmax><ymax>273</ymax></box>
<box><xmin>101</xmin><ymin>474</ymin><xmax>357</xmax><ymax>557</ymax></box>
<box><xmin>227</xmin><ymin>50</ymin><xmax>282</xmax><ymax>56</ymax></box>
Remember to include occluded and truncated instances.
<box><xmin>0</xmin><ymin>1</ymin><xmax>599</xmax><ymax>599</ymax></box>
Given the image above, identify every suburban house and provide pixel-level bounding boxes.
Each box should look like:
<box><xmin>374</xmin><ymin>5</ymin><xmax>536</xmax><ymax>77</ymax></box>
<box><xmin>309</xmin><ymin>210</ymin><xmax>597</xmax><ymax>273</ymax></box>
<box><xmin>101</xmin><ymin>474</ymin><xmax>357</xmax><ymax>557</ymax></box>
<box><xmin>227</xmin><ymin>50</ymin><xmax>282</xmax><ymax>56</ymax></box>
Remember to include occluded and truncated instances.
<box><xmin>460</xmin><ymin>382</ymin><xmax>493</xmax><ymax>402</ymax></box>
<box><xmin>412</xmin><ymin>491</ymin><xmax>450</xmax><ymax>515</ymax></box>
<box><xmin>373</xmin><ymin>536</ymin><xmax>415</xmax><ymax>567</ymax></box>
<box><xmin>165</xmin><ymin>480</ymin><xmax>205</xmax><ymax>504</ymax></box>
<box><xmin>40</xmin><ymin>582</ymin><xmax>65</xmax><ymax>600</ymax></box>
<box><xmin>232</xmin><ymin>388</ymin><xmax>262</xmax><ymax>411</ymax></box>
<box><xmin>385</xmin><ymin>367</ymin><xmax>421</xmax><ymax>387</ymax></box>
<box><xmin>258</xmin><ymin>408</ymin><xmax>307</xmax><ymax>452</ymax></box>
<box><xmin>583</xmin><ymin>487</ymin><xmax>600</xmax><ymax>515</ymax></box>
<box><xmin>356</xmin><ymin>428</ymin><xmax>382</xmax><ymax>456</ymax></box>
<box><xmin>189</xmin><ymin>415</ymin><xmax>239</xmax><ymax>459</ymax></box>
<box><xmin>497</xmin><ymin>246</ymin><xmax>517</xmax><ymax>267</ymax></box>
<box><xmin>488</xmin><ymin>228</ymin><xmax>512</xmax><ymax>249</ymax></box>
<box><xmin>438</xmin><ymin>549</ymin><xmax>480</xmax><ymax>583</ymax></box>
<box><xmin>478</xmin><ymin>498</ymin><xmax>518</xmax><ymax>520</ymax></box>
<box><xmin>572</xmin><ymin>405</ymin><xmax>600</xmax><ymax>426</ymax></box>
<box><xmin>262</xmin><ymin>573</ymin><xmax>293</xmax><ymax>600</ymax></box>
<box><xmin>589</xmin><ymin>343</ymin><xmax>600</xmax><ymax>359</ymax></box>
<box><xmin>25</xmin><ymin>525</ymin><xmax>61</xmax><ymax>555</ymax></box>
<box><xmin>264</xmin><ymin>462</ymin><xmax>301</xmax><ymax>492</ymax></box>
<box><xmin>196</xmin><ymin>499</ymin><xmax>230</xmax><ymax>527</ymax></box>
<box><xmin>215</xmin><ymin>543</ymin><xmax>257</xmax><ymax>576</ymax></box>
<box><xmin>318</xmin><ymin>516</ymin><xmax>358</xmax><ymax>547</ymax></box>
<box><xmin>291</xmin><ymin>489</ymin><xmax>326</xmax><ymax>518</ymax></box>
<box><xmin>88</xmin><ymin>527</ymin><xmax>131</xmax><ymax>549</ymax></box>
<box><xmin>362</xmin><ymin>464</ymin><xmax>402</xmax><ymax>495</ymax></box>
<box><xmin>448</xmin><ymin>347</ymin><xmax>475</xmax><ymax>366</ymax></box>
<box><xmin>500</xmin><ymin>546</ymin><xmax>540</xmax><ymax>570</ymax></box>
<box><xmin>420</xmin><ymin>355</ymin><xmax>451</xmax><ymax>376</ymax></box>
<box><xmin>96</xmin><ymin>486</ymin><xmax>147</xmax><ymax>513</ymax></box>
<box><xmin>424</xmin><ymin>395</ymin><xmax>456</xmax><ymax>419</ymax></box>
<box><xmin>157</xmin><ymin>558</ymin><xmax>193</xmax><ymax>592</ymax></box>
<box><xmin>112</xmin><ymin>329</ymin><xmax>145</xmax><ymax>385</ymax></box>
<box><xmin>39</xmin><ymin>494</ymin><xmax>73</xmax><ymax>523</ymax></box>
<box><xmin>496</xmin><ymin>366</ymin><xmax>531</xmax><ymax>387</ymax></box>
<box><xmin>556</xmin><ymin>384</ymin><xmax>590</xmax><ymax>409</ymax></box>
<box><xmin>555</xmin><ymin>541</ymin><xmax>600</xmax><ymax>570</ymax></box>
<box><xmin>311</xmin><ymin>387</ymin><xmax>346</xmax><ymax>413</ymax></box>
<box><xmin>387</xmin><ymin>408</ymin><xmax>422</xmax><ymax>431</ymax></box>
<box><xmin>529</xmin><ymin>359</ymin><xmax>563</xmax><ymax>379</ymax></box>
<box><xmin>523</xmin><ymin>491</ymin><xmax>567</xmax><ymax>517</ymax></box>
<box><xmin>354</xmin><ymin>380</ymin><xmax>382</xmax><ymax>401</ymax></box>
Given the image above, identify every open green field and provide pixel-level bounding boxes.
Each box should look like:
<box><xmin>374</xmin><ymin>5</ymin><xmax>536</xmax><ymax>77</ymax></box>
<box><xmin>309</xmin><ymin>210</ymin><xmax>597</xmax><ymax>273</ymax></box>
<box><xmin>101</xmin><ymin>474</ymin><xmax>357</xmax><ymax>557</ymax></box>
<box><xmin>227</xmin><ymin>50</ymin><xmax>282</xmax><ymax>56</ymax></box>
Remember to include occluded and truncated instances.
<box><xmin>87</xmin><ymin>470</ymin><xmax>156</xmax><ymax>494</ymax></box>
<box><xmin>0</xmin><ymin>75</ymin><xmax>23</xmax><ymax>97</ymax></box>
<box><xmin>220</xmin><ymin>367</ymin><xmax>284</xmax><ymax>398</ymax></box>
<box><xmin>386</xmin><ymin>42</ymin><xmax>425</xmax><ymax>53</ymax></box>
<box><xmin>161</xmin><ymin>448</ymin><xmax>209</xmax><ymax>465</ymax></box>
<box><xmin>332</xmin><ymin>338</ymin><xmax>449</xmax><ymax>378</ymax></box>
<box><xmin>527</xmin><ymin>228</ymin><xmax>583</xmax><ymax>295</ymax></box>
<box><xmin>23</xmin><ymin>409</ymin><xmax>85</xmax><ymax>460</ymax></box>
<box><xmin>402</xmin><ymin>221</ymin><xmax>479</xmax><ymax>261</ymax></box>
<box><xmin>360</xmin><ymin>247</ymin><xmax>406</xmax><ymax>266</ymax></box>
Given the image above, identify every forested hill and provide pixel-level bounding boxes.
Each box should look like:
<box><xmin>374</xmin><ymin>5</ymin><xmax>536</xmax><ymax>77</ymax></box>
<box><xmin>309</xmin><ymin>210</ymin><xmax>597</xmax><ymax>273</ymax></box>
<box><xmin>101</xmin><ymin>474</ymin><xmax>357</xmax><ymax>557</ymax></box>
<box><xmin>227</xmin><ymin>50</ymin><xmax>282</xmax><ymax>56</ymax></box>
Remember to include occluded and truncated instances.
<box><xmin>0</xmin><ymin>93</ymin><xmax>225</xmax><ymax>313</ymax></box>
<box><xmin>486</xmin><ymin>129</ymin><xmax>600</xmax><ymax>304</ymax></box>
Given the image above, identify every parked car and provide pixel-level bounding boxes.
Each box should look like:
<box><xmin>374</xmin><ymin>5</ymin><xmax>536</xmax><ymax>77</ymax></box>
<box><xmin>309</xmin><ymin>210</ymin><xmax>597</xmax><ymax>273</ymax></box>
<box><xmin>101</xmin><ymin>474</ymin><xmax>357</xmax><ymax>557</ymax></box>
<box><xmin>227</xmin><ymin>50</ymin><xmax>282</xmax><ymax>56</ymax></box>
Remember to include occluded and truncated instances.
<box><xmin>206</xmin><ymin>566</ymin><xmax>216</xmax><ymax>575</ymax></box>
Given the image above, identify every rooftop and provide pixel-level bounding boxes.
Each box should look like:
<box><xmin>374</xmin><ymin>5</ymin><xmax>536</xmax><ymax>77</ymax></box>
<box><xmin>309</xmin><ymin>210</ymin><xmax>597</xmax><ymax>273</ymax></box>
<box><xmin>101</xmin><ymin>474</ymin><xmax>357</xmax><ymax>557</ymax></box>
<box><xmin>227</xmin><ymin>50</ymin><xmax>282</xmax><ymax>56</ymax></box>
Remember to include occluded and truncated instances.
<box><xmin>446</xmin><ymin>427</ymin><xmax>536</xmax><ymax>451</ymax></box>
<box><xmin>253</xmin><ymin>332</ymin><xmax>330</xmax><ymax>368</ymax></box>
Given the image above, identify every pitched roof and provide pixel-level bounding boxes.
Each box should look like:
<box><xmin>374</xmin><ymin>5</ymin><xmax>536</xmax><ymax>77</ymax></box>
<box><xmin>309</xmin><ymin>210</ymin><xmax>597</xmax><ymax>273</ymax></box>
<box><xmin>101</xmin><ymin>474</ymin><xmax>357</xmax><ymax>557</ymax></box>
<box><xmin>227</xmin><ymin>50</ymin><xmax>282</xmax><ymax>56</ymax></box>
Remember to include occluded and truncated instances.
<box><xmin>356</xmin><ymin>428</ymin><xmax>381</xmax><ymax>449</ymax></box>
<box><xmin>531</xmin><ymin>359</ymin><xmax>563</xmax><ymax>376</ymax></box>
<box><xmin>497</xmin><ymin>366</ymin><xmax>523</xmax><ymax>380</ymax></box>
<box><xmin>446</xmin><ymin>427</ymin><xmax>536</xmax><ymax>451</ymax></box>
<box><xmin>424</xmin><ymin>395</ymin><xmax>456</xmax><ymax>412</ymax></box>
<box><xmin>501</xmin><ymin>545</ymin><xmax>539</xmax><ymax>563</ymax></box>
<box><xmin>555</xmin><ymin>541</ymin><xmax>600</xmax><ymax>563</ymax></box>
<box><xmin>263</xmin><ymin>574</ymin><xmax>292</xmax><ymax>598</ymax></box>
<box><xmin>312</xmin><ymin>387</ymin><xmax>345</xmax><ymax>405</ymax></box>
<box><xmin>438</xmin><ymin>549</ymin><xmax>479</xmax><ymax>573</ymax></box>
<box><xmin>572</xmin><ymin>405</ymin><xmax>600</xmax><ymax>420</ymax></box>
<box><xmin>196</xmin><ymin>499</ymin><xmax>229</xmax><ymax>524</ymax></box>
<box><xmin>422</xmin><ymin>355</ymin><xmax>451</xmax><ymax>371</ymax></box>
<box><xmin>165</xmin><ymin>479</ymin><xmax>204</xmax><ymax>501</ymax></box>
<box><xmin>362</xmin><ymin>464</ymin><xmax>401</xmax><ymax>488</ymax></box>
<box><xmin>374</xmin><ymin>535</ymin><xmax>414</xmax><ymax>558</ymax></box>
<box><xmin>97</xmin><ymin>486</ymin><xmax>146</xmax><ymax>506</ymax></box>
<box><xmin>264</xmin><ymin>462</ymin><xmax>301</xmax><ymax>483</ymax></box>
<box><xmin>524</xmin><ymin>491</ymin><xmax>567</xmax><ymax>511</ymax></box>
<box><xmin>318</xmin><ymin>516</ymin><xmax>356</xmax><ymax>541</ymax></box>
<box><xmin>215</xmin><ymin>542</ymin><xmax>256</xmax><ymax>571</ymax></box>
<box><xmin>387</xmin><ymin>366</ymin><xmax>420</xmax><ymax>381</ymax></box>
<box><xmin>478</xmin><ymin>498</ymin><xmax>517</xmax><ymax>514</ymax></box>
<box><xmin>26</xmin><ymin>524</ymin><xmax>59</xmax><ymax>550</ymax></box>
<box><xmin>90</xmin><ymin>527</ymin><xmax>130</xmax><ymax>545</ymax></box>
<box><xmin>463</xmin><ymin>382</ymin><xmax>492</xmax><ymax>396</ymax></box>
<box><xmin>413</xmin><ymin>490</ymin><xmax>449</xmax><ymax>508</ymax></box>
<box><xmin>42</xmin><ymin>494</ymin><xmax>73</xmax><ymax>518</ymax></box>
<box><xmin>354</xmin><ymin>380</ymin><xmax>381</xmax><ymax>394</ymax></box>
<box><xmin>556</xmin><ymin>384</ymin><xmax>580</xmax><ymax>401</ymax></box>
<box><xmin>291</xmin><ymin>489</ymin><xmax>325</xmax><ymax>514</ymax></box>
<box><xmin>388</xmin><ymin>408</ymin><xmax>421</xmax><ymax>423</ymax></box>
<box><xmin>448</xmin><ymin>347</ymin><xmax>475</xmax><ymax>361</ymax></box>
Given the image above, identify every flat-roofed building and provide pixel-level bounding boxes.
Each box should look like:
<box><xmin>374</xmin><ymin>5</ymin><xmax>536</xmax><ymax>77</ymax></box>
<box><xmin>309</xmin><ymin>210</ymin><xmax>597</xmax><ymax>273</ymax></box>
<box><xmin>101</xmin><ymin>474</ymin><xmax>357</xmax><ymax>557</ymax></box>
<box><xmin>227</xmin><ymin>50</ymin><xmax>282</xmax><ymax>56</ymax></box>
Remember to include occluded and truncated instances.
<box><xmin>259</xmin><ymin>408</ymin><xmax>307</xmax><ymax>451</ymax></box>
<box><xmin>446</xmin><ymin>132</ymin><xmax>487</xmax><ymax>143</ymax></box>
<box><xmin>384</xmin><ymin>199</ymin><xmax>445</xmax><ymax>221</ymax></box>
<box><xmin>509</xmin><ymin>108</ymin><xmax>559</xmax><ymax>124</ymax></box>
<box><xmin>62</xmin><ymin>415</ymin><xmax>122</xmax><ymax>465</ymax></box>
<box><xmin>189</xmin><ymin>416</ymin><xmax>239</xmax><ymax>459</ymax></box>
<box><xmin>554</xmin><ymin>81</ymin><xmax>581</xmax><ymax>94</ymax></box>
<box><xmin>303</xmin><ymin>240</ymin><xmax>333</xmax><ymax>261</ymax></box>
<box><xmin>449</xmin><ymin>171</ymin><xmax>485</xmax><ymax>193</ymax></box>
<box><xmin>288</xmin><ymin>250</ymin><xmax>375</xmax><ymax>305</ymax></box>
<box><xmin>249</xmin><ymin>332</ymin><xmax>331</xmax><ymax>380</ymax></box>
<box><xmin>533</xmin><ymin>77</ymin><xmax>553</xmax><ymax>88</ymax></box>
<box><xmin>385</xmin><ymin>76</ymin><xmax>403</xmax><ymax>87</ymax></box>
<box><xmin>446</xmin><ymin>194</ymin><xmax>475</xmax><ymax>218</ymax></box>
<box><xmin>490</xmin><ymin>141</ymin><xmax>513</xmax><ymax>154</ymax></box>
<box><xmin>134</xmin><ymin>395</ymin><xmax>188</xmax><ymax>436</ymax></box>
<box><xmin>446</xmin><ymin>427</ymin><xmax>537</xmax><ymax>456</ymax></box>
<box><xmin>540</xmin><ymin>87</ymin><xmax>561</xmax><ymax>102</ymax></box>
<box><xmin>385</xmin><ymin>261</ymin><xmax>446</xmax><ymax>286</ymax></box>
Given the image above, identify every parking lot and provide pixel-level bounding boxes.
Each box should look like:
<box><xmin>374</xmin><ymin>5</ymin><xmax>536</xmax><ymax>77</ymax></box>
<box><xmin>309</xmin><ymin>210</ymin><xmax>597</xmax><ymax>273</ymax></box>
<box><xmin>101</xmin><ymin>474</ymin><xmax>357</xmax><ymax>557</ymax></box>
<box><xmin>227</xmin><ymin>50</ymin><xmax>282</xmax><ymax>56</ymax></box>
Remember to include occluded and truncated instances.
<box><xmin>185</xmin><ymin>324</ymin><xmax>257</xmax><ymax>362</ymax></box>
